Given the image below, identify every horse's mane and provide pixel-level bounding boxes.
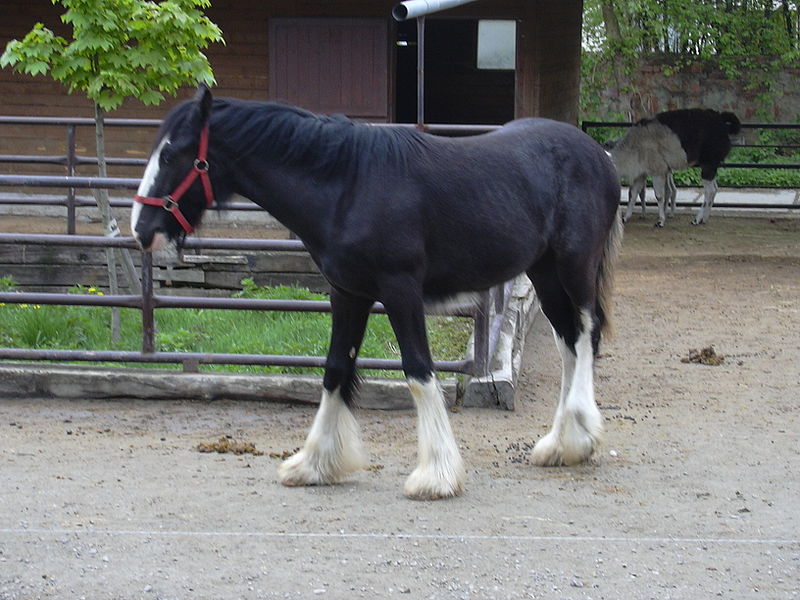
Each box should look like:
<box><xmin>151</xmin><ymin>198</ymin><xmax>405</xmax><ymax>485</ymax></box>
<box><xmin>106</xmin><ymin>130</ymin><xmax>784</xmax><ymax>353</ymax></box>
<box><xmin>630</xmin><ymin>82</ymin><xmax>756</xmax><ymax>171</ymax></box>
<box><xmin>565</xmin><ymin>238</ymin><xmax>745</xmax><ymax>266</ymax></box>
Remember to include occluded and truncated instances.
<box><xmin>169</xmin><ymin>97</ymin><xmax>430</xmax><ymax>177</ymax></box>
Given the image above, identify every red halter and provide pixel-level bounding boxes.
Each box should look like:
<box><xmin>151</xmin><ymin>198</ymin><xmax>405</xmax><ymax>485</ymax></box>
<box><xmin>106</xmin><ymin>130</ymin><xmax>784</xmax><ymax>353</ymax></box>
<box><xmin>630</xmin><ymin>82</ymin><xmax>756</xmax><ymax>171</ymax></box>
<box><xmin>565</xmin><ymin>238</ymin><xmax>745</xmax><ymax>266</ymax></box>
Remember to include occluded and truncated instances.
<box><xmin>134</xmin><ymin>124</ymin><xmax>214</xmax><ymax>234</ymax></box>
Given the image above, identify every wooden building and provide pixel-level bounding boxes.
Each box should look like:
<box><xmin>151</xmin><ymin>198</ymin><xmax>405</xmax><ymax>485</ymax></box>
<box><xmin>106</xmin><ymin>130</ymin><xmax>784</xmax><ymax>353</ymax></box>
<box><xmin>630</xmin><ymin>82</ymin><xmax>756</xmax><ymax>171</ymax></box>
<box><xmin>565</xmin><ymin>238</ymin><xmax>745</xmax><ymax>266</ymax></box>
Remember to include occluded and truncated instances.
<box><xmin>1</xmin><ymin>0</ymin><xmax>583</xmax><ymax>184</ymax></box>
<box><xmin>0</xmin><ymin>0</ymin><xmax>582</xmax><ymax>123</ymax></box>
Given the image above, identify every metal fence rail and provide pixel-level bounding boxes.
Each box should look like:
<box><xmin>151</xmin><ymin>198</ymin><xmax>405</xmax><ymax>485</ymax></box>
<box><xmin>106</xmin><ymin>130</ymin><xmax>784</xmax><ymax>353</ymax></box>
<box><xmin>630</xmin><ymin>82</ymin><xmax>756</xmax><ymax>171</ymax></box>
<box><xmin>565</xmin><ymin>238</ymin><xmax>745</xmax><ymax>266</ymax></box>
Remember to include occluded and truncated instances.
<box><xmin>0</xmin><ymin>231</ymin><xmax>492</xmax><ymax>375</ymax></box>
<box><xmin>0</xmin><ymin>116</ymin><xmax>515</xmax><ymax>377</ymax></box>
<box><xmin>0</xmin><ymin>116</ymin><xmax>499</xmax><ymax>234</ymax></box>
<box><xmin>582</xmin><ymin>120</ymin><xmax>800</xmax><ymax>173</ymax></box>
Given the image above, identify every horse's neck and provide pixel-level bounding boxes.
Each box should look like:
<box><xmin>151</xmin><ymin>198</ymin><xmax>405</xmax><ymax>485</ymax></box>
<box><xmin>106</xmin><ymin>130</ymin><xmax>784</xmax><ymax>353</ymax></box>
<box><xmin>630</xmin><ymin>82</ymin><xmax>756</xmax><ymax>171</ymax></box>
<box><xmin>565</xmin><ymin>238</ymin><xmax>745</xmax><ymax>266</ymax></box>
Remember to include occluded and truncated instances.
<box><xmin>219</xmin><ymin>109</ymin><xmax>350</xmax><ymax>249</ymax></box>
<box><xmin>233</xmin><ymin>159</ymin><xmax>339</xmax><ymax>250</ymax></box>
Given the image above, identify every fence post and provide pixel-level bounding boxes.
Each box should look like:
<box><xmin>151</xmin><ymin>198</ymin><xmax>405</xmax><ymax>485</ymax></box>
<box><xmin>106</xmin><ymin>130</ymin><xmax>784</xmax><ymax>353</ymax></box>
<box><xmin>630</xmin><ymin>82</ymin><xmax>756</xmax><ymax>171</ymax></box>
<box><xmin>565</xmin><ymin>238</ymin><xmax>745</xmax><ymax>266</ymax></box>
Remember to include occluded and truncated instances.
<box><xmin>140</xmin><ymin>251</ymin><xmax>156</xmax><ymax>354</ymax></box>
<box><xmin>472</xmin><ymin>289</ymin><xmax>491</xmax><ymax>376</ymax></box>
<box><xmin>66</xmin><ymin>124</ymin><xmax>77</xmax><ymax>235</ymax></box>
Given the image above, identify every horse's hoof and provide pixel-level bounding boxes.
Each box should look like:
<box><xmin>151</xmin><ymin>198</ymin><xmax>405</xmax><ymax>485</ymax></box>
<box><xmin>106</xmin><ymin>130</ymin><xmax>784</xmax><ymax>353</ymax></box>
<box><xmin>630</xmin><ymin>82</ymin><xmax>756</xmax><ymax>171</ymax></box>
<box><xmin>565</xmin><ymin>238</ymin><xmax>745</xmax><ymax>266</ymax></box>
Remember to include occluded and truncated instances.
<box><xmin>403</xmin><ymin>462</ymin><xmax>466</xmax><ymax>500</ymax></box>
<box><xmin>532</xmin><ymin>411</ymin><xmax>602</xmax><ymax>467</ymax></box>
<box><xmin>691</xmin><ymin>218</ymin><xmax>706</xmax><ymax>226</ymax></box>
<box><xmin>530</xmin><ymin>431</ymin><xmax>565</xmax><ymax>466</ymax></box>
<box><xmin>621</xmin><ymin>216</ymin><xmax>629</xmax><ymax>225</ymax></box>
<box><xmin>278</xmin><ymin>450</ymin><xmax>330</xmax><ymax>486</ymax></box>
<box><xmin>278</xmin><ymin>445</ymin><xmax>364</xmax><ymax>487</ymax></box>
<box><xmin>654</xmin><ymin>221</ymin><xmax>665</xmax><ymax>228</ymax></box>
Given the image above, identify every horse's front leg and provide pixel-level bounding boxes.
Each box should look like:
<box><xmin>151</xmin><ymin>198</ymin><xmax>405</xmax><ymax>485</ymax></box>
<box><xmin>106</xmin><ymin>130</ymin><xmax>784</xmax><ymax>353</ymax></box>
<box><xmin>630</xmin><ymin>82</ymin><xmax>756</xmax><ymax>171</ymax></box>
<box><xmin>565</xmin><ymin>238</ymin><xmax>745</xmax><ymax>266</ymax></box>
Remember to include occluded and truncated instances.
<box><xmin>638</xmin><ymin>185</ymin><xmax>647</xmax><ymax>218</ymax></box>
<box><xmin>382</xmin><ymin>281</ymin><xmax>466</xmax><ymax>500</ymax></box>
<box><xmin>404</xmin><ymin>376</ymin><xmax>465</xmax><ymax>499</ymax></box>
<box><xmin>278</xmin><ymin>290</ymin><xmax>372</xmax><ymax>487</ymax></box>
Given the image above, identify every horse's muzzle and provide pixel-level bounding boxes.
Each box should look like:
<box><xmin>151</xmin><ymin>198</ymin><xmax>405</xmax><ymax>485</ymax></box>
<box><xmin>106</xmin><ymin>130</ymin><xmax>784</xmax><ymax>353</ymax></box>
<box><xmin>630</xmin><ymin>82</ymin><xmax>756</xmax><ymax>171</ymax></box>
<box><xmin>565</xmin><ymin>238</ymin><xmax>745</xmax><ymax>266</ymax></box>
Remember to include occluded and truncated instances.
<box><xmin>133</xmin><ymin>228</ymin><xmax>169</xmax><ymax>252</ymax></box>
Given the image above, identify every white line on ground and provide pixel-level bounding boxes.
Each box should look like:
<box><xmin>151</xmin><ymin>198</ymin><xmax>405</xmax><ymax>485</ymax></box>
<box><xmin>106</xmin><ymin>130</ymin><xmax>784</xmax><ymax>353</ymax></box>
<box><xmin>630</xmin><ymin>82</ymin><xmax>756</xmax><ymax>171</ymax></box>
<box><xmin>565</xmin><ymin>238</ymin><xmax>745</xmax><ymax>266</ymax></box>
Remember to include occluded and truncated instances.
<box><xmin>1</xmin><ymin>528</ymin><xmax>797</xmax><ymax>546</ymax></box>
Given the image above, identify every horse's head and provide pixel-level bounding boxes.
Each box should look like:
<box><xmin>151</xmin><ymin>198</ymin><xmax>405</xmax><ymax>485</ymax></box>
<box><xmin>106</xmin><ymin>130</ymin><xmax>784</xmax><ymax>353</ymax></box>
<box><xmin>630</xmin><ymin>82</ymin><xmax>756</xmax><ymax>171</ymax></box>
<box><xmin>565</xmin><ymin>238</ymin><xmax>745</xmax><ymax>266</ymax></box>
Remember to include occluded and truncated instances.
<box><xmin>132</xmin><ymin>85</ymin><xmax>216</xmax><ymax>251</ymax></box>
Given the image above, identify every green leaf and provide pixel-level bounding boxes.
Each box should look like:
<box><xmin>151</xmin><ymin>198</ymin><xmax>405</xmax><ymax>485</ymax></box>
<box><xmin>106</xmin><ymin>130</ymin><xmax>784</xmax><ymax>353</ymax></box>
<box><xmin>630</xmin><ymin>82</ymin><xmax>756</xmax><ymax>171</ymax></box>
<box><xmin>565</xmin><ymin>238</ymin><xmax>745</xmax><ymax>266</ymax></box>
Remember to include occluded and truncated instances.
<box><xmin>3</xmin><ymin>0</ymin><xmax>222</xmax><ymax>108</ymax></box>
<box><xmin>139</xmin><ymin>89</ymin><xmax>165</xmax><ymax>105</ymax></box>
<box><xmin>26</xmin><ymin>61</ymin><xmax>50</xmax><ymax>76</ymax></box>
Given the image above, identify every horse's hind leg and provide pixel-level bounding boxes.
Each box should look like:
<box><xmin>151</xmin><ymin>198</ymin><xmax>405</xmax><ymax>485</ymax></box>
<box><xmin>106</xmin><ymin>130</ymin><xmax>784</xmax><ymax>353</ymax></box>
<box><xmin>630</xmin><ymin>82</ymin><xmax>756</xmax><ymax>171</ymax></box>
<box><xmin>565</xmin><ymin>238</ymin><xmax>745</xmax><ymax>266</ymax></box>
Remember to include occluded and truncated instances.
<box><xmin>693</xmin><ymin>166</ymin><xmax>719</xmax><ymax>225</ymax></box>
<box><xmin>380</xmin><ymin>278</ymin><xmax>465</xmax><ymax>500</ymax></box>
<box><xmin>622</xmin><ymin>175</ymin><xmax>645</xmax><ymax>223</ymax></box>
<box><xmin>652</xmin><ymin>173</ymin><xmax>668</xmax><ymax>227</ymax></box>
<box><xmin>638</xmin><ymin>186</ymin><xmax>647</xmax><ymax>219</ymax></box>
<box><xmin>278</xmin><ymin>289</ymin><xmax>371</xmax><ymax>486</ymax></box>
<box><xmin>527</xmin><ymin>256</ymin><xmax>603</xmax><ymax>466</ymax></box>
<box><xmin>666</xmin><ymin>171</ymin><xmax>677</xmax><ymax>217</ymax></box>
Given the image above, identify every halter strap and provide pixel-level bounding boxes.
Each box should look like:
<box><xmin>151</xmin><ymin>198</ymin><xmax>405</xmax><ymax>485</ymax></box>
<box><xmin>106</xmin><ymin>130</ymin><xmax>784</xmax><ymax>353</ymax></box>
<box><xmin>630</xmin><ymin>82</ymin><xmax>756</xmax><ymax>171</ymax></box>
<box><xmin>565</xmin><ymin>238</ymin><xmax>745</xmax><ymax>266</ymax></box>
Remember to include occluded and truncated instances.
<box><xmin>133</xmin><ymin>124</ymin><xmax>213</xmax><ymax>235</ymax></box>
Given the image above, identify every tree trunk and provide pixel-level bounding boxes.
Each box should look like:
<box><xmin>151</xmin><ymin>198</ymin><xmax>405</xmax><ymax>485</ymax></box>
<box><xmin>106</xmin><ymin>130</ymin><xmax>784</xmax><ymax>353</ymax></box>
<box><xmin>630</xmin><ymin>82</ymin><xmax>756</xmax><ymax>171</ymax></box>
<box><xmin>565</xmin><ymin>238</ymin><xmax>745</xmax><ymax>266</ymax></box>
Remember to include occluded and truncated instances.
<box><xmin>600</xmin><ymin>0</ymin><xmax>622</xmax><ymax>43</ymax></box>
<box><xmin>600</xmin><ymin>1</ymin><xmax>634</xmax><ymax>117</ymax></box>
<box><xmin>93</xmin><ymin>103</ymin><xmax>142</xmax><ymax>342</ymax></box>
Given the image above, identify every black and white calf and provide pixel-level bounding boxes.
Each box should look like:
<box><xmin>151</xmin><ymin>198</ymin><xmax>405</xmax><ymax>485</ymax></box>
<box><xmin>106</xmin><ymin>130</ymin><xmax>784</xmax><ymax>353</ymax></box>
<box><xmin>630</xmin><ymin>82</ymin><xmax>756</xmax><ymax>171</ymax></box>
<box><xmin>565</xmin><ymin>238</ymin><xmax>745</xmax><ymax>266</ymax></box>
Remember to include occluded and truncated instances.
<box><xmin>610</xmin><ymin>108</ymin><xmax>741</xmax><ymax>227</ymax></box>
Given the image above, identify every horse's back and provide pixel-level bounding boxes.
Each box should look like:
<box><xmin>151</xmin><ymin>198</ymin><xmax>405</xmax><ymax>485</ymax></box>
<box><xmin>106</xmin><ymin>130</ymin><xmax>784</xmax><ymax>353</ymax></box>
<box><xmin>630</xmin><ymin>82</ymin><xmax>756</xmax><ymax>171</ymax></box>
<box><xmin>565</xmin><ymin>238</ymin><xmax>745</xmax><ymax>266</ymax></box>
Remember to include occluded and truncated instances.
<box><xmin>403</xmin><ymin>118</ymin><xmax>620</xmax><ymax>295</ymax></box>
<box><xmin>503</xmin><ymin>118</ymin><xmax>620</xmax><ymax>213</ymax></box>
<box><xmin>413</xmin><ymin>117</ymin><xmax>619</xmax><ymax>234</ymax></box>
<box><xmin>615</xmin><ymin>120</ymin><xmax>689</xmax><ymax>174</ymax></box>
<box><xmin>654</xmin><ymin>109</ymin><xmax>733</xmax><ymax>165</ymax></box>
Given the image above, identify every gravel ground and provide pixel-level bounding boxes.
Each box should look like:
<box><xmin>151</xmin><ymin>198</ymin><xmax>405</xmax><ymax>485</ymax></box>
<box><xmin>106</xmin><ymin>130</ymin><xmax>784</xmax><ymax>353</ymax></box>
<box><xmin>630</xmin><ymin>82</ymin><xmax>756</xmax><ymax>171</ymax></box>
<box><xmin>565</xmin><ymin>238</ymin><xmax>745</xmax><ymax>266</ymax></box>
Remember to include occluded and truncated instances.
<box><xmin>1</xmin><ymin>214</ymin><xmax>799</xmax><ymax>599</ymax></box>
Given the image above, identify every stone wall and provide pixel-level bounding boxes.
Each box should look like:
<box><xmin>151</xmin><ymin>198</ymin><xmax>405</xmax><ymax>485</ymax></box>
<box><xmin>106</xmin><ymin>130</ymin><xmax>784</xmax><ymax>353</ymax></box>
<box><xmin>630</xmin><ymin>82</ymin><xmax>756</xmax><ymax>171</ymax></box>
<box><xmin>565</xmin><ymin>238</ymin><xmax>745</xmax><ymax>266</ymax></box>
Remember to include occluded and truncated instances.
<box><xmin>594</xmin><ymin>56</ymin><xmax>800</xmax><ymax>123</ymax></box>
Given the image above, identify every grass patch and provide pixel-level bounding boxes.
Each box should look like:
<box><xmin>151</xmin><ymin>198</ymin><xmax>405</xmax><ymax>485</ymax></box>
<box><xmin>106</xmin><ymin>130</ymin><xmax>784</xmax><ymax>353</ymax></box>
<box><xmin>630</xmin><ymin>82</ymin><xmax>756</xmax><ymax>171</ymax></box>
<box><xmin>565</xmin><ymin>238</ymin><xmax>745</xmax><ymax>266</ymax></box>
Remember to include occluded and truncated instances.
<box><xmin>0</xmin><ymin>277</ymin><xmax>473</xmax><ymax>378</ymax></box>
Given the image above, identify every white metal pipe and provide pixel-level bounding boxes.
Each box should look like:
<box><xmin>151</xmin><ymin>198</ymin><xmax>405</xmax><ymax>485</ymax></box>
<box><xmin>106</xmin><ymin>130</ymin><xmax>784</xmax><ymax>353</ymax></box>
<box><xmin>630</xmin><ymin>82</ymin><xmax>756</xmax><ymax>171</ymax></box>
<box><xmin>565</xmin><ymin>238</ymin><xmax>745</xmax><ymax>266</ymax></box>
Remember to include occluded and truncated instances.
<box><xmin>392</xmin><ymin>0</ymin><xmax>479</xmax><ymax>21</ymax></box>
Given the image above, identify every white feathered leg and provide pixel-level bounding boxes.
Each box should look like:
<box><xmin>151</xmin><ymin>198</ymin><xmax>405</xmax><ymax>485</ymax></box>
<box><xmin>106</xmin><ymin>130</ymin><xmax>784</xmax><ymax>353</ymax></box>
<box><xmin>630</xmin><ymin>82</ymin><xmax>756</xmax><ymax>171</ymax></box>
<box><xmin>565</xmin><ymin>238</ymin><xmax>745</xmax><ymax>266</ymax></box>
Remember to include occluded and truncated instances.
<box><xmin>532</xmin><ymin>311</ymin><xmax>603</xmax><ymax>466</ymax></box>
<box><xmin>666</xmin><ymin>171</ymin><xmax>677</xmax><ymax>217</ymax></box>
<box><xmin>623</xmin><ymin>174</ymin><xmax>646</xmax><ymax>223</ymax></box>
<box><xmin>278</xmin><ymin>388</ymin><xmax>366</xmax><ymax>486</ymax></box>
<box><xmin>403</xmin><ymin>377</ymin><xmax>466</xmax><ymax>500</ymax></box>
<box><xmin>530</xmin><ymin>331</ymin><xmax>575</xmax><ymax>466</ymax></box>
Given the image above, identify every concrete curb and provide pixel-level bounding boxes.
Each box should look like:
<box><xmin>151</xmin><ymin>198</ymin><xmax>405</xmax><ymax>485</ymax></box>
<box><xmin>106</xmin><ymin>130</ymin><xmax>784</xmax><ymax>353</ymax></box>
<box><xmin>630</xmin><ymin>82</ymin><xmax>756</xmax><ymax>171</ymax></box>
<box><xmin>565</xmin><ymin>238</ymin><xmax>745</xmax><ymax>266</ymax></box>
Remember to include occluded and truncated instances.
<box><xmin>0</xmin><ymin>362</ymin><xmax>459</xmax><ymax>410</ymax></box>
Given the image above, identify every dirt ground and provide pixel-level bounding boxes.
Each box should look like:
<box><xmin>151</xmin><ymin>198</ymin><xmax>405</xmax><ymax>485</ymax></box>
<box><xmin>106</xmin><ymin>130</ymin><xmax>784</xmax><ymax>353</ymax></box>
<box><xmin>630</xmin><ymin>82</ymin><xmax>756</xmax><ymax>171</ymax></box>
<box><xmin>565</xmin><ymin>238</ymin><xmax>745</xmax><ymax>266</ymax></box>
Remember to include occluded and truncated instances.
<box><xmin>1</xmin><ymin>213</ymin><xmax>799</xmax><ymax>599</ymax></box>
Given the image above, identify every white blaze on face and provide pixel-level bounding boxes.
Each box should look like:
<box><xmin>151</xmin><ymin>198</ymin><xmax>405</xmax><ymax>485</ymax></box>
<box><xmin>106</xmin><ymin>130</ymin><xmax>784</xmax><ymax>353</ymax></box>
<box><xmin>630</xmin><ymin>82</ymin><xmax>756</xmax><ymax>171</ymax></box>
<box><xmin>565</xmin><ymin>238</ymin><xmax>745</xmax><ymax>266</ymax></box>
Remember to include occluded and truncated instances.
<box><xmin>131</xmin><ymin>136</ymin><xmax>170</xmax><ymax>248</ymax></box>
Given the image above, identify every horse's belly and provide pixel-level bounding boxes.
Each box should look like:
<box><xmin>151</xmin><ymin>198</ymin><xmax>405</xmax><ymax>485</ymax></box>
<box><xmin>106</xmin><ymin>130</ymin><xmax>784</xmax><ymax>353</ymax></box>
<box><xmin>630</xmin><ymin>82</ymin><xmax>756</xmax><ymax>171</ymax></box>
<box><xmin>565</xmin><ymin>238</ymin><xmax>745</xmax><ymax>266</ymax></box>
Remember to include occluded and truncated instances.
<box><xmin>423</xmin><ymin>249</ymin><xmax>536</xmax><ymax>295</ymax></box>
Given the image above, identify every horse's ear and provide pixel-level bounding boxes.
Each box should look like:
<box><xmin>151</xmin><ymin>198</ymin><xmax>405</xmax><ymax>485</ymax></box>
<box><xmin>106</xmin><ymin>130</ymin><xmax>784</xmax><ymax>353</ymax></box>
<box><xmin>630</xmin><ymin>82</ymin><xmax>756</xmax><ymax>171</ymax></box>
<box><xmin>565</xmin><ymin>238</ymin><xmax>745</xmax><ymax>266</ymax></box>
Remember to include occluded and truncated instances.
<box><xmin>193</xmin><ymin>84</ymin><xmax>213</xmax><ymax>125</ymax></box>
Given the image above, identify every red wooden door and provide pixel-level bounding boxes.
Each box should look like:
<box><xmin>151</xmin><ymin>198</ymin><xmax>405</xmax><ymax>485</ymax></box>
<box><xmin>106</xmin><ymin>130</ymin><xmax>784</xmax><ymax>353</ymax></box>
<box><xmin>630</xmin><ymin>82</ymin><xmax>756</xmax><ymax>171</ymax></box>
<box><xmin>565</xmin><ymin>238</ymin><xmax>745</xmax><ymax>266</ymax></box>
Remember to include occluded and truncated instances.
<box><xmin>269</xmin><ymin>18</ymin><xmax>389</xmax><ymax>121</ymax></box>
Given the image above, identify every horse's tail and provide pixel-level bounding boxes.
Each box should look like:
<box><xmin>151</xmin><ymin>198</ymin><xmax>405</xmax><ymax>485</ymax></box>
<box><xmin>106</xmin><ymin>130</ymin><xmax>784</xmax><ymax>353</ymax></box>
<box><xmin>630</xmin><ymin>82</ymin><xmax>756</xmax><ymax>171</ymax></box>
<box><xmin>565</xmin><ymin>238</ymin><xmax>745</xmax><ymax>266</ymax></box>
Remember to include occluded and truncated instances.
<box><xmin>721</xmin><ymin>111</ymin><xmax>741</xmax><ymax>136</ymax></box>
<box><xmin>597</xmin><ymin>210</ymin><xmax>624</xmax><ymax>340</ymax></box>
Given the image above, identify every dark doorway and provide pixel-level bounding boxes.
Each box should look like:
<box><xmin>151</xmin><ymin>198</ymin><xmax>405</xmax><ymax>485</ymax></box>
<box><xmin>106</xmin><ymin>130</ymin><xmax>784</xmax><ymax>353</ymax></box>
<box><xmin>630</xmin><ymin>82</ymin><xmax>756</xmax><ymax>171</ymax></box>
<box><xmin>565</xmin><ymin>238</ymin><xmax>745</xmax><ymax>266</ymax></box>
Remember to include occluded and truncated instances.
<box><xmin>395</xmin><ymin>18</ymin><xmax>515</xmax><ymax>125</ymax></box>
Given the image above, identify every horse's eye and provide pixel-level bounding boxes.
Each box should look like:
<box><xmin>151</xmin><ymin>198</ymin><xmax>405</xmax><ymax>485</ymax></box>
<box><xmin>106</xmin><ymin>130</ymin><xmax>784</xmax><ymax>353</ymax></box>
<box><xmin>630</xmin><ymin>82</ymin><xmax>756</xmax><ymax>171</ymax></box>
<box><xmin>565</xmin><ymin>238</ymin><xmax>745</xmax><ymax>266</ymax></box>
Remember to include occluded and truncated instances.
<box><xmin>160</xmin><ymin>147</ymin><xmax>174</xmax><ymax>166</ymax></box>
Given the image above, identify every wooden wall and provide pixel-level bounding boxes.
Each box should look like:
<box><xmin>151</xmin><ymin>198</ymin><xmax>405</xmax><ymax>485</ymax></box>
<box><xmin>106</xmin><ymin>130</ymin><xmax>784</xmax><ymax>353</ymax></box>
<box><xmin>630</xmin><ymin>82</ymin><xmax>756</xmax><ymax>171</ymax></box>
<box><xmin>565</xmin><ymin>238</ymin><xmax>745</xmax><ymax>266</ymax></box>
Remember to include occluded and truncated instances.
<box><xmin>0</xmin><ymin>1</ymin><xmax>584</xmax><ymax>181</ymax></box>
<box><xmin>0</xmin><ymin>243</ymin><xmax>327</xmax><ymax>295</ymax></box>
<box><xmin>518</xmin><ymin>0</ymin><xmax>584</xmax><ymax>125</ymax></box>
<box><xmin>0</xmin><ymin>0</ymin><xmax>582</xmax><ymax>118</ymax></box>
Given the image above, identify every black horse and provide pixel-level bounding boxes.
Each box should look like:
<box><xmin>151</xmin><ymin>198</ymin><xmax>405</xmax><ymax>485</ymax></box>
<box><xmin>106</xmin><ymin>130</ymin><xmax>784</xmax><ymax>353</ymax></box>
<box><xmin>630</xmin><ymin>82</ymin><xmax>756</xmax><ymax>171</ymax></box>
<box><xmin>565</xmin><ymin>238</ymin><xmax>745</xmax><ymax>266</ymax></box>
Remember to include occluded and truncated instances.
<box><xmin>132</xmin><ymin>86</ymin><xmax>623</xmax><ymax>500</ymax></box>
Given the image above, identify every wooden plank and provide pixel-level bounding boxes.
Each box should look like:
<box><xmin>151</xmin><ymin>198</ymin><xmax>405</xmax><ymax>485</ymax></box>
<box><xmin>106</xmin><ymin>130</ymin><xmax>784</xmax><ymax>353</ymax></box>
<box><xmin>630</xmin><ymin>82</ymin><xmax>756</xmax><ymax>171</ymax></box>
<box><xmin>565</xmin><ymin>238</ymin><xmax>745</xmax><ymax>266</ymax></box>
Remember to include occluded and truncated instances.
<box><xmin>152</xmin><ymin>267</ymin><xmax>206</xmax><ymax>285</ymax></box>
<box><xmin>203</xmin><ymin>272</ymin><xmax>328</xmax><ymax>293</ymax></box>
<box><xmin>0</xmin><ymin>246</ymin><xmax>109</xmax><ymax>266</ymax></box>
<box><xmin>180</xmin><ymin>254</ymin><xmax>249</xmax><ymax>265</ymax></box>
<box><xmin>228</xmin><ymin>251</ymin><xmax>318</xmax><ymax>273</ymax></box>
<box><xmin>0</xmin><ymin>264</ymin><xmax>122</xmax><ymax>287</ymax></box>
